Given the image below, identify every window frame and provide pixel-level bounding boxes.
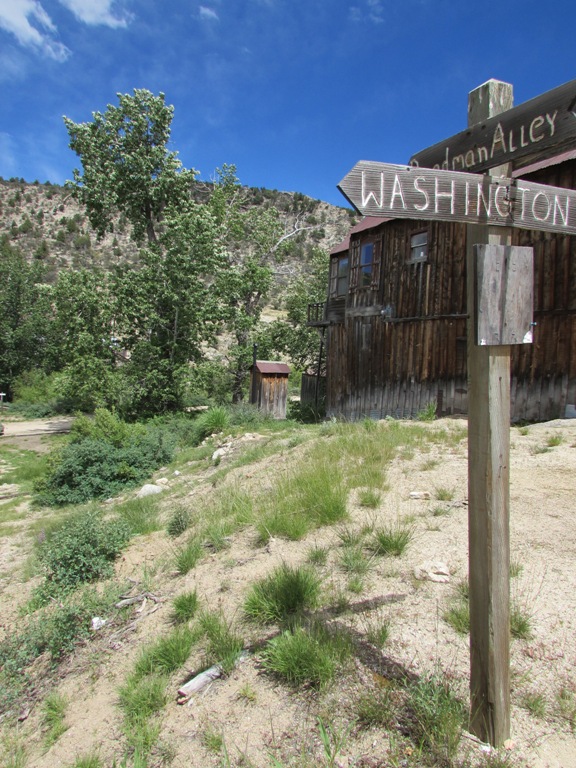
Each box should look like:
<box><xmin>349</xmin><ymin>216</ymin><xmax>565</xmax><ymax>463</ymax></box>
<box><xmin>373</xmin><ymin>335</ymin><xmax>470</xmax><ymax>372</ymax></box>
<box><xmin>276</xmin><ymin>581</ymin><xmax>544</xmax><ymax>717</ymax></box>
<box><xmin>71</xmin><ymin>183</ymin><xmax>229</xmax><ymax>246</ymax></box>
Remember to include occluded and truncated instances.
<box><xmin>408</xmin><ymin>230</ymin><xmax>428</xmax><ymax>264</ymax></box>
<box><xmin>329</xmin><ymin>253</ymin><xmax>350</xmax><ymax>297</ymax></box>
<box><xmin>350</xmin><ymin>236</ymin><xmax>382</xmax><ymax>291</ymax></box>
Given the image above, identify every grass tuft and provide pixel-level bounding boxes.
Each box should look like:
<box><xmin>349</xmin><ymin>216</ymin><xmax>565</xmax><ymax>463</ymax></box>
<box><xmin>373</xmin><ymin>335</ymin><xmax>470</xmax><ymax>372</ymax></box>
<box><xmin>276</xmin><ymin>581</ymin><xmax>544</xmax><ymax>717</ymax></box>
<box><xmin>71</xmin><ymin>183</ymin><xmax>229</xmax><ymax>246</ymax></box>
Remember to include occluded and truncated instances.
<box><xmin>174</xmin><ymin>536</ymin><xmax>203</xmax><ymax>575</ymax></box>
<box><xmin>41</xmin><ymin>690</ymin><xmax>68</xmax><ymax>748</ymax></box>
<box><xmin>115</xmin><ymin>496</ymin><xmax>162</xmax><ymax>536</ymax></box>
<box><xmin>171</xmin><ymin>590</ymin><xmax>199</xmax><ymax>624</ymax></box>
<box><xmin>405</xmin><ymin>674</ymin><xmax>466</xmax><ymax>762</ymax></box>
<box><xmin>133</xmin><ymin>626</ymin><xmax>196</xmax><ymax>680</ymax></box>
<box><xmin>358</xmin><ymin>488</ymin><xmax>381</xmax><ymax>508</ymax></box>
<box><xmin>197</xmin><ymin>610</ymin><xmax>244</xmax><ymax>674</ymax></box>
<box><xmin>244</xmin><ymin>562</ymin><xmax>321</xmax><ymax>626</ymax></box>
<box><xmin>257</xmin><ymin>457</ymin><xmax>347</xmax><ymax>543</ymax></box>
<box><xmin>522</xmin><ymin>691</ymin><xmax>547</xmax><ymax>718</ymax></box>
<box><xmin>368</xmin><ymin>524</ymin><xmax>413</xmax><ymax>557</ymax></box>
<box><xmin>443</xmin><ymin>602</ymin><xmax>470</xmax><ymax>635</ymax></box>
<box><xmin>510</xmin><ymin>602</ymin><xmax>532</xmax><ymax>640</ymax></box>
<box><xmin>306</xmin><ymin>544</ymin><xmax>329</xmax><ymax>567</ymax></box>
<box><xmin>166</xmin><ymin>504</ymin><xmax>191</xmax><ymax>538</ymax></box>
<box><xmin>261</xmin><ymin>622</ymin><xmax>352</xmax><ymax>690</ymax></box>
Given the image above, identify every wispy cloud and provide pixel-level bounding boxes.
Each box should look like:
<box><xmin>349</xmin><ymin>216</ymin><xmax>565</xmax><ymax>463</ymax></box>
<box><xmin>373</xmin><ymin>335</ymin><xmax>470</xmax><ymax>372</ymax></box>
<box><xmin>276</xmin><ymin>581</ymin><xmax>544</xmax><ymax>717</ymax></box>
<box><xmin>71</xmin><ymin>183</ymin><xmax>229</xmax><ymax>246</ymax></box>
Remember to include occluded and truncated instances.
<box><xmin>0</xmin><ymin>0</ymin><xmax>69</xmax><ymax>61</ymax></box>
<box><xmin>0</xmin><ymin>0</ymin><xmax>132</xmax><ymax>62</ymax></box>
<box><xmin>349</xmin><ymin>0</ymin><xmax>385</xmax><ymax>24</ymax></box>
<box><xmin>58</xmin><ymin>0</ymin><xmax>132</xmax><ymax>28</ymax></box>
<box><xmin>199</xmin><ymin>6</ymin><xmax>219</xmax><ymax>22</ymax></box>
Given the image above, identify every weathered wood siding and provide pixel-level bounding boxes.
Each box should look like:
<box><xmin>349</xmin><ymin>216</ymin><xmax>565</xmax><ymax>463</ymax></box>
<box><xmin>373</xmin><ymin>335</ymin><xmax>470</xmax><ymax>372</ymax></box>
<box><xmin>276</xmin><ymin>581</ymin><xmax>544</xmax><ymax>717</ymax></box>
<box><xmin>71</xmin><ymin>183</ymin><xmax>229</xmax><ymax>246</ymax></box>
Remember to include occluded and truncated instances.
<box><xmin>300</xmin><ymin>373</ymin><xmax>326</xmax><ymax>407</ymax></box>
<box><xmin>257</xmin><ymin>374</ymin><xmax>288</xmax><ymax>419</ymax></box>
<box><xmin>325</xmin><ymin>159</ymin><xmax>576</xmax><ymax>422</ymax></box>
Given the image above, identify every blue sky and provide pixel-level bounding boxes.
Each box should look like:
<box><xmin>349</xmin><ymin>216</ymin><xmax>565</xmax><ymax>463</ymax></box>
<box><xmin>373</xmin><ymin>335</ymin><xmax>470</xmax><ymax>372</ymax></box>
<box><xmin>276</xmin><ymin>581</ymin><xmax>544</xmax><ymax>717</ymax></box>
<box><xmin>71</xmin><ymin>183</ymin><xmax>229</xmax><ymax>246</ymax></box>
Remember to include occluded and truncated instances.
<box><xmin>0</xmin><ymin>0</ymin><xmax>575</xmax><ymax>207</ymax></box>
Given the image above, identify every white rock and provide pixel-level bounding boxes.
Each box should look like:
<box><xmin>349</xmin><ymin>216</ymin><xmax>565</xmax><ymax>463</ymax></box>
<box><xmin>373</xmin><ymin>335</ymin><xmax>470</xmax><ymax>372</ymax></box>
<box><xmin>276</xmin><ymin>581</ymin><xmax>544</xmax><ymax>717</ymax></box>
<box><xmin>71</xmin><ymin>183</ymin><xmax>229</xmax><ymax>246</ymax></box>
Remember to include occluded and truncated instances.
<box><xmin>136</xmin><ymin>484</ymin><xmax>164</xmax><ymax>498</ymax></box>
<box><xmin>414</xmin><ymin>561</ymin><xmax>451</xmax><ymax>583</ymax></box>
<box><xmin>155</xmin><ymin>477</ymin><xmax>169</xmax><ymax>485</ymax></box>
<box><xmin>410</xmin><ymin>491</ymin><xmax>431</xmax><ymax>500</ymax></box>
<box><xmin>91</xmin><ymin>617</ymin><xmax>106</xmax><ymax>631</ymax></box>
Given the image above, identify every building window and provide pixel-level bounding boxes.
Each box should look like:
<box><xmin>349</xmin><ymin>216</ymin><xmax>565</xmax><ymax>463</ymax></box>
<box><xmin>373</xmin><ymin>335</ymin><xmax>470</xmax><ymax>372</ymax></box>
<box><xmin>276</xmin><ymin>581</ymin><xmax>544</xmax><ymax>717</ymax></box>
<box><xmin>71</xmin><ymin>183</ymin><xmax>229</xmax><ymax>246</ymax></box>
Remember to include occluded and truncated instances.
<box><xmin>359</xmin><ymin>243</ymin><xmax>374</xmax><ymax>287</ymax></box>
<box><xmin>330</xmin><ymin>255</ymin><xmax>349</xmax><ymax>296</ymax></box>
<box><xmin>409</xmin><ymin>231</ymin><xmax>428</xmax><ymax>263</ymax></box>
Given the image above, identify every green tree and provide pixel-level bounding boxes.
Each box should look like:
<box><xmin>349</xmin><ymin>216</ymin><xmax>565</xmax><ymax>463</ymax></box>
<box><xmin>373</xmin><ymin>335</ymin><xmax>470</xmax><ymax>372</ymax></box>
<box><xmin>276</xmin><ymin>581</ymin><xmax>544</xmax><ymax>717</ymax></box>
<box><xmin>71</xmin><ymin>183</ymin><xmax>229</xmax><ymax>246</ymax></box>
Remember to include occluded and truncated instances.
<box><xmin>257</xmin><ymin>246</ymin><xmax>329</xmax><ymax>372</ymax></box>
<box><xmin>209</xmin><ymin>165</ymin><xmax>284</xmax><ymax>402</ymax></box>
<box><xmin>64</xmin><ymin>89</ymin><xmax>196</xmax><ymax>244</ymax></box>
<box><xmin>49</xmin><ymin>269</ymin><xmax>118</xmax><ymax>411</ymax></box>
<box><xmin>112</xmin><ymin>200</ymin><xmax>224</xmax><ymax>417</ymax></box>
<box><xmin>0</xmin><ymin>239</ymin><xmax>53</xmax><ymax>396</ymax></box>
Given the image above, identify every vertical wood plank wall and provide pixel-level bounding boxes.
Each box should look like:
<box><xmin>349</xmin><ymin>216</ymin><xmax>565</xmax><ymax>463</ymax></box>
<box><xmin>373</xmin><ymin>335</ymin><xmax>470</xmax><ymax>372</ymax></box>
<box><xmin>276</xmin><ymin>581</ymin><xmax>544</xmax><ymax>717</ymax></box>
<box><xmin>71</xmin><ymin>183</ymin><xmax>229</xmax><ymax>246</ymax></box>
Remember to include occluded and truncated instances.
<box><xmin>324</xmin><ymin>160</ymin><xmax>576</xmax><ymax>423</ymax></box>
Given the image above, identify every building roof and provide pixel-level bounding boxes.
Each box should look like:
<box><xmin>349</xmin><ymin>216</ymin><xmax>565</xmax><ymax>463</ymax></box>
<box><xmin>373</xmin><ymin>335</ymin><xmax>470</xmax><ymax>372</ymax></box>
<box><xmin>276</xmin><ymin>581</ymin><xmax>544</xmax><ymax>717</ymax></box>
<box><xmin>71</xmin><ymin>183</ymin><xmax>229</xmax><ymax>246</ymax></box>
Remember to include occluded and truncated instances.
<box><xmin>513</xmin><ymin>149</ymin><xmax>576</xmax><ymax>178</ymax></box>
<box><xmin>330</xmin><ymin>151</ymin><xmax>576</xmax><ymax>259</ymax></box>
<box><xmin>330</xmin><ymin>216</ymin><xmax>391</xmax><ymax>255</ymax></box>
<box><xmin>253</xmin><ymin>361</ymin><xmax>290</xmax><ymax>375</ymax></box>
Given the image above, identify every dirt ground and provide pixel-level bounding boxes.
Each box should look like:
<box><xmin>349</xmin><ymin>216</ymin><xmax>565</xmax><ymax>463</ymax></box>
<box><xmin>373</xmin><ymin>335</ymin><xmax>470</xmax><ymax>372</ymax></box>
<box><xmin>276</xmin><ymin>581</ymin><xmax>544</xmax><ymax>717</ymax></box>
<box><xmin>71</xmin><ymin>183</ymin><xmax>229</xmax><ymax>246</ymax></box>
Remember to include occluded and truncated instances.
<box><xmin>1</xmin><ymin>417</ymin><xmax>576</xmax><ymax>768</ymax></box>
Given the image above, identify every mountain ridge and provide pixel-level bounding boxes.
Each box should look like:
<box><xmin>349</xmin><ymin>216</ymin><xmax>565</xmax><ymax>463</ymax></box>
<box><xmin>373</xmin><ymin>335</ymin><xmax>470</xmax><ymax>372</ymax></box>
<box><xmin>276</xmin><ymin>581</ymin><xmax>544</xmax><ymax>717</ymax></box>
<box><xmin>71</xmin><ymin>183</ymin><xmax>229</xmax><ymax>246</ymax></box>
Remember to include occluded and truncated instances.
<box><xmin>0</xmin><ymin>177</ymin><xmax>356</xmax><ymax>290</ymax></box>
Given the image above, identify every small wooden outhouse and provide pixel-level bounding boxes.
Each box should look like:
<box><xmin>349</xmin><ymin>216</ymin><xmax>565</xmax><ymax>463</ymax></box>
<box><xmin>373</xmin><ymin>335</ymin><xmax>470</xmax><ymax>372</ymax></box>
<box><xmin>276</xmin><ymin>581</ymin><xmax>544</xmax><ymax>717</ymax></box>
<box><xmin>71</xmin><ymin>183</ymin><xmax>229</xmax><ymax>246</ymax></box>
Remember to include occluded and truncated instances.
<box><xmin>249</xmin><ymin>361</ymin><xmax>290</xmax><ymax>419</ymax></box>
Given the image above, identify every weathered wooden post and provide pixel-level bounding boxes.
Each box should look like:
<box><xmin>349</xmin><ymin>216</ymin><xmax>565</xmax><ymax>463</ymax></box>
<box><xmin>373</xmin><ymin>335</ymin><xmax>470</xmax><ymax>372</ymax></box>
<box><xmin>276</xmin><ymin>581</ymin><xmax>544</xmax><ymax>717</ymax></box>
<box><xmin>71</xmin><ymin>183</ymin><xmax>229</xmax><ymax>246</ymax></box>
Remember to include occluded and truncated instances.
<box><xmin>466</xmin><ymin>80</ymin><xmax>513</xmax><ymax>746</ymax></box>
<box><xmin>338</xmin><ymin>75</ymin><xmax>576</xmax><ymax>748</ymax></box>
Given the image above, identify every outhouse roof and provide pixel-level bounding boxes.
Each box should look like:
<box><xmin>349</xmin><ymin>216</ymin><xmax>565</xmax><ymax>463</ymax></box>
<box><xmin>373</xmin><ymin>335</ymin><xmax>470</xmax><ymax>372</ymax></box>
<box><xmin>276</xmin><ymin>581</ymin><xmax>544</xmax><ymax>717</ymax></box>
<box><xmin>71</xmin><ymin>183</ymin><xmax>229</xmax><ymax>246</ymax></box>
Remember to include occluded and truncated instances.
<box><xmin>253</xmin><ymin>361</ymin><xmax>290</xmax><ymax>375</ymax></box>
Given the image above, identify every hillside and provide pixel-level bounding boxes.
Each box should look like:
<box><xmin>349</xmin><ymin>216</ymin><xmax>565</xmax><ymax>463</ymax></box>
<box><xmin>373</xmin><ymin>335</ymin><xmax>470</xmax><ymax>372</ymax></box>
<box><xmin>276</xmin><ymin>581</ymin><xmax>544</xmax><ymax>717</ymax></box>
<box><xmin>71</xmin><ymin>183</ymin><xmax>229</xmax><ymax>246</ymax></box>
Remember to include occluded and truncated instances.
<box><xmin>0</xmin><ymin>177</ymin><xmax>356</xmax><ymax>290</ymax></box>
<box><xmin>1</xmin><ymin>415</ymin><xmax>576</xmax><ymax>767</ymax></box>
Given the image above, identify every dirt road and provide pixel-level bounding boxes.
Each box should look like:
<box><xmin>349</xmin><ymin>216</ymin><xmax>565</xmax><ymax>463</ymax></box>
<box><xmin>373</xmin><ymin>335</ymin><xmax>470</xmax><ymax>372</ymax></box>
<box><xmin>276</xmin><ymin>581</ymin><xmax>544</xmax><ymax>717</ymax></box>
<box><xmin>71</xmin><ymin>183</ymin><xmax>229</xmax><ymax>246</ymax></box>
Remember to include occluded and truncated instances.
<box><xmin>1</xmin><ymin>417</ymin><xmax>72</xmax><ymax>451</ymax></box>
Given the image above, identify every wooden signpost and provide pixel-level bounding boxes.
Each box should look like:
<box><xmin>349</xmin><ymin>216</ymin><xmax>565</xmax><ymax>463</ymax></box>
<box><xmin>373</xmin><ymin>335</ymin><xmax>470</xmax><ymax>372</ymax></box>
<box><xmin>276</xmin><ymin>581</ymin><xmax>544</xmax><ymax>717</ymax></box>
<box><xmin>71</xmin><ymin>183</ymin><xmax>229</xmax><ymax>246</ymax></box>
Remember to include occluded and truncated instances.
<box><xmin>339</xmin><ymin>77</ymin><xmax>574</xmax><ymax>748</ymax></box>
<box><xmin>338</xmin><ymin>160</ymin><xmax>576</xmax><ymax>235</ymax></box>
<box><xmin>409</xmin><ymin>78</ymin><xmax>576</xmax><ymax>173</ymax></box>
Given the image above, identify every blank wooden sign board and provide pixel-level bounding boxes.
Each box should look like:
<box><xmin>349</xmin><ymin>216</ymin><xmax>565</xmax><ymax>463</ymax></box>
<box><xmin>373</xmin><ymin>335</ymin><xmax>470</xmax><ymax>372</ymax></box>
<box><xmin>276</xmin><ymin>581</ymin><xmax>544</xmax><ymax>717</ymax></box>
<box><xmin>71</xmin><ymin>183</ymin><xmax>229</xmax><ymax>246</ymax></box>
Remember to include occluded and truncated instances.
<box><xmin>474</xmin><ymin>245</ymin><xmax>534</xmax><ymax>346</ymax></box>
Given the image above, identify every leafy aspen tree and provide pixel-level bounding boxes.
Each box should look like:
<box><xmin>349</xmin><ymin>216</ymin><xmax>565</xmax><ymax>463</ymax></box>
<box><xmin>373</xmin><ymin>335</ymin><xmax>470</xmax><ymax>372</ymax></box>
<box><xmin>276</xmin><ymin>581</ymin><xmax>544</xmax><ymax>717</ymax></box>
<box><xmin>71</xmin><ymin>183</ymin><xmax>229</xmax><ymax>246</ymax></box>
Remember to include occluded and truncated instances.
<box><xmin>49</xmin><ymin>268</ymin><xmax>119</xmax><ymax>411</ymax></box>
<box><xmin>64</xmin><ymin>89</ymin><xmax>196</xmax><ymax>244</ymax></box>
<box><xmin>0</xmin><ymin>239</ymin><xmax>53</xmax><ymax>396</ymax></box>
<box><xmin>257</xmin><ymin>246</ymin><xmax>329</xmax><ymax>371</ymax></box>
<box><xmin>112</xmin><ymin>200</ymin><xmax>224</xmax><ymax>417</ymax></box>
<box><xmin>209</xmin><ymin>165</ymin><xmax>284</xmax><ymax>402</ymax></box>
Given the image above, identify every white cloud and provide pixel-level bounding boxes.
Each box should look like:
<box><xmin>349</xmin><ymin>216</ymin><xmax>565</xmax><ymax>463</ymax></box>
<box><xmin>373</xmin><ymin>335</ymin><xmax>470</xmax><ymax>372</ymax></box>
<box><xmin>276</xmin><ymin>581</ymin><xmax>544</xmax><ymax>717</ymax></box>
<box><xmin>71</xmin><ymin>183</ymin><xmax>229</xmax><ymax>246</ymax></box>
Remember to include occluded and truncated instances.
<box><xmin>58</xmin><ymin>0</ymin><xmax>132</xmax><ymax>28</ymax></box>
<box><xmin>199</xmin><ymin>6</ymin><xmax>219</xmax><ymax>22</ymax></box>
<box><xmin>349</xmin><ymin>0</ymin><xmax>385</xmax><ymax>24</ymax></box>
<box><xmin>0</xmin><ymin>0</ymin><xmax>132</xmax><ymax>62</ymax></box>
<box><xmin>0</xmin><ymin>0</ymin><xmax>69</xmax><ymax>61</ymax></box>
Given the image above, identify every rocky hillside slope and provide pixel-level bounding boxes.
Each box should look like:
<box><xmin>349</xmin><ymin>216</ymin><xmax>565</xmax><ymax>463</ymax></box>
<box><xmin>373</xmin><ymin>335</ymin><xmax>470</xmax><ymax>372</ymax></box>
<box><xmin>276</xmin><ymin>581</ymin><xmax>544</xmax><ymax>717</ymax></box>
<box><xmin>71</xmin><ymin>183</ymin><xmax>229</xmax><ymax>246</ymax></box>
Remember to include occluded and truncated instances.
<box><xmin>0</xmin><ymin>177</ymin><xmax>356</xmax><ymax>290</ymax></box>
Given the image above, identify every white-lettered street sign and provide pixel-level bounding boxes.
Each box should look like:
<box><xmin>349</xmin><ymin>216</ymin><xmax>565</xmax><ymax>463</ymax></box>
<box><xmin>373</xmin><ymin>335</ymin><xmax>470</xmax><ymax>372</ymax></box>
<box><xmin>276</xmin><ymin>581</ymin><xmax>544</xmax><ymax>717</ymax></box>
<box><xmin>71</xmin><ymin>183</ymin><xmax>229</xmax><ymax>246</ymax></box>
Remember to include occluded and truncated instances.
<box><xmin>338</xmin><ymin>160</ymin><xmax>576</xmax><ymax>235</ymax></box>
<box><xmin>409</xmin><ymin>78</ymin><xmax>576</xmax><ymax>173</ymax></box>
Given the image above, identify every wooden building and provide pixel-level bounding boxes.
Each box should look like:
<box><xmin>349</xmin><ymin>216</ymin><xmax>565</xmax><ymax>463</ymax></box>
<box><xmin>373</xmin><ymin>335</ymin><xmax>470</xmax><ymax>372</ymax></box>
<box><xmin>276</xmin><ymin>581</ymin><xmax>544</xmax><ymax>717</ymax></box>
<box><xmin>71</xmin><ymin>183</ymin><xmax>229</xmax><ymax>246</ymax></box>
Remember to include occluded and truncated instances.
<box><xmin>309</xmin><ymin>152</ymin><xmax>576</xmax><ymax>422</ymax></box>
<box><xmin>249</xmin><ymin>361</ymin><xmax>290</xmax><ymax>419</ymax></box>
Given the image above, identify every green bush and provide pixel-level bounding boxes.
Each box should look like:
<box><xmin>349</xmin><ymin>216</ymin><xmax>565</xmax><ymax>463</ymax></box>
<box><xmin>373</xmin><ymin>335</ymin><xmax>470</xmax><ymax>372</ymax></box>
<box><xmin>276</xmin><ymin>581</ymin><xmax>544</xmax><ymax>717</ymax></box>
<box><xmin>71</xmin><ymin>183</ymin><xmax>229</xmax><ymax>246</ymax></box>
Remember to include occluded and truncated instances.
<box><xmin>11</xmin><ymin>369</ymin><xmax>60</xmax><ymax>414</ymax></box>
<box><xmin>0</xmin><ymin>585</ymin><xmax>120</xmax><ymax>714</ymax></box>
<box><xmin>288</xmin><ymin>400</ymin><xmax>325</xmax><ymax>423</ymax></box>
<box><xmin>35</xmin><ymin>417</ymin><xmax>176</xmax><ymax>506</ymax></box>
<box><xmin>70</xmin><ymin>408</ymin><xmax>133</xmax><ymax>447</ymax></box>
<box><xmin>34</xmin><ymin>510</ymin><xmax>130</xmax><ymax>600</ymax></box>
